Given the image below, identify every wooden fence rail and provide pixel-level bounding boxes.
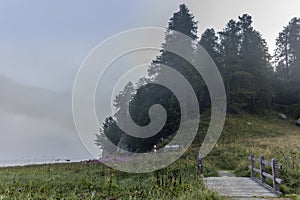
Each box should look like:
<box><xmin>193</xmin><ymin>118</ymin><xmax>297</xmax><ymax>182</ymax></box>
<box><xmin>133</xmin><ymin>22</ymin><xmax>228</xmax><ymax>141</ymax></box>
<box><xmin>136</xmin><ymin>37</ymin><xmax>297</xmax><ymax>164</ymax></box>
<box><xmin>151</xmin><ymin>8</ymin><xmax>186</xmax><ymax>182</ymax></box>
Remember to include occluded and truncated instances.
<box><xmin>197</xmin><ymin>154</ymin><xmax>203</xmax><ymax>179</ymax></box>
<box><xmin>249</xmin><ymin>154</ymin><xmax>283</xmax><ymax>195</ymax></box>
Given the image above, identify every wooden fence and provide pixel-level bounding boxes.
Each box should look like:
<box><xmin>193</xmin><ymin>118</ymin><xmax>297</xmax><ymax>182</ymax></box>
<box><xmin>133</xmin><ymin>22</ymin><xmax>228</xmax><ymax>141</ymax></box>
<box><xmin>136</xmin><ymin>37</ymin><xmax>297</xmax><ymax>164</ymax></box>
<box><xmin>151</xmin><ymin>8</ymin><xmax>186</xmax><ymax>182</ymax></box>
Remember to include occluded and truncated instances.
<box><xmin>197</xmin><ymin>154</ymin><xmax>203</xmax><ymax>179</ymax></box>
<box><xmin>249</xmin><ymin>154</ymin><xmax>283</xmax><ymax>195</ymax></box>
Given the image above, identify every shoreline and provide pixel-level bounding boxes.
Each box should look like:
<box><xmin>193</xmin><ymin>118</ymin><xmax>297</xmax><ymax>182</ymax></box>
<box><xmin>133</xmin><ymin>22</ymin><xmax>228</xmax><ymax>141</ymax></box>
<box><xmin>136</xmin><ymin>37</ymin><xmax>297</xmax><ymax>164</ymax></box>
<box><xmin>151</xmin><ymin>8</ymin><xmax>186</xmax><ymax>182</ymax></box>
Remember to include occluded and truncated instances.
<box><xmin>0</xmin><ymin>159</ymin><xmax>88</xmax><ymax>168</ymax></box>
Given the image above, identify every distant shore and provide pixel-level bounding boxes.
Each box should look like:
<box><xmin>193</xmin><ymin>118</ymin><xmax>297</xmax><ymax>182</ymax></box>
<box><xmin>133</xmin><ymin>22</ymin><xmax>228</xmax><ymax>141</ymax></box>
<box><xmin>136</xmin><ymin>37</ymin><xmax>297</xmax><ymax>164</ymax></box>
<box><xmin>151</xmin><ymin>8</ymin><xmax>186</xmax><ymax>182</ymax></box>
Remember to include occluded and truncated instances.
<box><xmin>0</xmin><ymin>159</ymin><xmax>90</xmax><ymax>168</ymax></box>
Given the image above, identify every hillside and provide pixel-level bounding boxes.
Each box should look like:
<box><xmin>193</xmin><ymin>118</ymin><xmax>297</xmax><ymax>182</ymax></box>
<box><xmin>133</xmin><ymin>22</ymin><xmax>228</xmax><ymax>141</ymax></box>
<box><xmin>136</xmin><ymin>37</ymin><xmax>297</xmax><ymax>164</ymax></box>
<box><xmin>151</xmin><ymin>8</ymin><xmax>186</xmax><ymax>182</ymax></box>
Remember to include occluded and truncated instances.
<box><xmin>0</xmin><ymin>113</ymin><xmax>299</xmax><ymax>199</ymax></box>
<box><xmin>202</xmin><ymin>112</ymin><xmax>300</xmax><ymax>196</ymax></box>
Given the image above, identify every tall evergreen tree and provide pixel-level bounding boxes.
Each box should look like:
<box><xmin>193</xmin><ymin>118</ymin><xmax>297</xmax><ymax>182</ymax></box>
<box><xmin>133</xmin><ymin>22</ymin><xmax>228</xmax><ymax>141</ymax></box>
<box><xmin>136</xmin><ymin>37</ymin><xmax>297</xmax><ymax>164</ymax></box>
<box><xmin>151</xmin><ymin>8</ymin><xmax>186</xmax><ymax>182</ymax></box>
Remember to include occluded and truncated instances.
<box><xmin>218</xmin><ymin>19</ymin><xmax>242</xmax><ymax>112</ymax></box>
<box><xmin>200</xmin><ymin>28</ymin><xmax>221</xmax><ymax>66</ymax></box>
<box><xmin>219</xmin><ymin>15</ymin><xmax>273</xmax><ymax>113</ymax></box>
<box><xmin>219</xmin><ymin>20</ymin><xmax>241</xmax><ymax>67</ymax></box>
<box><xmin>275</xmin><ymin>18</ymin><xmax>300</xmax><ymax>80</ymax></box>
<box><xmin>199</xmin><ymin>28</ymin><xmax>221</xmax><ymax>107</ymax></box>
<box><xmin>96</xmin><ymin>4</ymin><xmax>200</xmax><ymax>154</ymax></box>
<box><xmin>168</xmin><ymin>4</ymin><xmax>198</xmax><ymax>39</ymax></box>
<box><xmin>95</xmin><ymin>7</ymin><xmax>300</xmax><ymax>156</ymax></box>
<box><xmin>274</xmin><ymin>18</ymin><xmax>300</xmax><ymax>117</ymax></box>
<box><xmin>95</xmin><ymin>82</ymin><xmax>135</xmax><ymax>155</ymax></box>
<box><xmin>238</xmin><ymin>14</ymin><xmax>273</xmax><ymax>112</ymax></box>
<box><xmin>275</xmin><ymin>28</ymin><xmax>291</xmax><ymax>80</ymax></box>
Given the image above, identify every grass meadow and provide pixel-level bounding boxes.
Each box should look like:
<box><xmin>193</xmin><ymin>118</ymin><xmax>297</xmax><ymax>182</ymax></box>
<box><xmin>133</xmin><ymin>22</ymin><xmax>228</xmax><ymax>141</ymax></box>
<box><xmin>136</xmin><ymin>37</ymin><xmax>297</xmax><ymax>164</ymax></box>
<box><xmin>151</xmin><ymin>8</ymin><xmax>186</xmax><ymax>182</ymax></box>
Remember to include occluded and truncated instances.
<box><xmin>0</xmin><ymin>112</ymin><xmax>299</xmax><ymax>199</ymax></box>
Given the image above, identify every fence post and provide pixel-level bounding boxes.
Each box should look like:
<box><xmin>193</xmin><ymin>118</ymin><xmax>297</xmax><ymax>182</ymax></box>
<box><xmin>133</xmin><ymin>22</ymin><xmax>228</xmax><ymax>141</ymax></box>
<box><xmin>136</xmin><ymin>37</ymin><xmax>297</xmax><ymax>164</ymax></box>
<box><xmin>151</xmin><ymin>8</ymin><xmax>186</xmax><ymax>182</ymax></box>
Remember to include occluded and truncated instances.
<box><xmin>272</xmin><ymin>158</ymin><xmax>280</xmax><ymax>193</ymax></box>
<box><xmin>250</xmin><ymin>154</ymin><xmax>255</xmax><ymax>178</ymax></box>
<box><xmin>260</xmin><ymin>156</ymin><xmax>265</xmax><ymax>183</ymax></box>
<box><xmin>197</xmin><ymin>154</ymin><xmax>203</xmax><ymax>179</ymax></box>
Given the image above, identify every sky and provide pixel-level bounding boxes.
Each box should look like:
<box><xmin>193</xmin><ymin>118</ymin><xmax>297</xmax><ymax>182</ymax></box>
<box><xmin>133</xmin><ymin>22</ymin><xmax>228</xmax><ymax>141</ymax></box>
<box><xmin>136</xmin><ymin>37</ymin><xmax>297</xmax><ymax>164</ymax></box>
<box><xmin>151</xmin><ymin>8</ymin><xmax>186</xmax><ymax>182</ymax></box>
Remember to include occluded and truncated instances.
<box><xmin>0</xmin><ymin>0</ymin><xmax>299</xmax><ymax>164</ymax></box>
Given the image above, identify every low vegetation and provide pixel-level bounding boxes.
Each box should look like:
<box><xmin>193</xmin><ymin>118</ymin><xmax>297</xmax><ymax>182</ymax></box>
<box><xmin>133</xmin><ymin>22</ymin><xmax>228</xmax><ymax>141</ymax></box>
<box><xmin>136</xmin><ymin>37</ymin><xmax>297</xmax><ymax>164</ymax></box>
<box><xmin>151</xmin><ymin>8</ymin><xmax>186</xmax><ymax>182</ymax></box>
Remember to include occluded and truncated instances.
<box><xmin>0</xmin><ymin>112</ymin><xmax>299</xmax><ymax>199</ymax></box>
<box><xmin>0</xmin><ymin>158</ymin><xmax>221</xmax><ymax>199</ymax></box>
<box><xmin>203</xmin><ymin>112</ymin><xmax>300</xmax><ymax>198</ymax></box>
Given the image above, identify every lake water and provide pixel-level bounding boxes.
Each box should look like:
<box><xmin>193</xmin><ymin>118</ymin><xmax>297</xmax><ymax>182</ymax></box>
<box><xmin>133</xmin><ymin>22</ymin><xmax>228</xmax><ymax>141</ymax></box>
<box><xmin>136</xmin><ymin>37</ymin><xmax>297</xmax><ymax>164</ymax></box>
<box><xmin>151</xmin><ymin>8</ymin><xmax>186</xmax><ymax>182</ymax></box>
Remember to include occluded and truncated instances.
<box><xmin>0</xmin><ymin>159</ymin><xmax>85</xmax><ymax>168</ymax></box>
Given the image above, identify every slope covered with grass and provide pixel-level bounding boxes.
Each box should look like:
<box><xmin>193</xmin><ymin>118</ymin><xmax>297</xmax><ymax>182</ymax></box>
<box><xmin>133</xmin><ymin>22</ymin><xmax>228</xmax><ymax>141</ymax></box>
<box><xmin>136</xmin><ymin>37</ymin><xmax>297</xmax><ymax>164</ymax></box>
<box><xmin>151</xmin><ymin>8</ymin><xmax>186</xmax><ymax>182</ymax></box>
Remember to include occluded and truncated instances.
<box><xmin>0</xmin><ymin>112</ymin><xmax>299</xmax><ymax>199</ymax></box>
<box><xmin>203</xmin><ymin>112</ymin><xmax>300</xmax><ymax>196</ymax></box>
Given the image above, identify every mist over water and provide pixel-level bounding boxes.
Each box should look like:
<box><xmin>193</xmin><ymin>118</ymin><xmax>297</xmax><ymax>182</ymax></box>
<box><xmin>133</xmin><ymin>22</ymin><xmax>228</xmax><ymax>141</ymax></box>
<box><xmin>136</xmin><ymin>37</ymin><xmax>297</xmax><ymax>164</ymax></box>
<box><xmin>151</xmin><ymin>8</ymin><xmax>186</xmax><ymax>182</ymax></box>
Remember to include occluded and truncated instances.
<box><xmin>0</xmin><ymin>158</ymin><xmax>88</xmax><ymax>168</ymax></box>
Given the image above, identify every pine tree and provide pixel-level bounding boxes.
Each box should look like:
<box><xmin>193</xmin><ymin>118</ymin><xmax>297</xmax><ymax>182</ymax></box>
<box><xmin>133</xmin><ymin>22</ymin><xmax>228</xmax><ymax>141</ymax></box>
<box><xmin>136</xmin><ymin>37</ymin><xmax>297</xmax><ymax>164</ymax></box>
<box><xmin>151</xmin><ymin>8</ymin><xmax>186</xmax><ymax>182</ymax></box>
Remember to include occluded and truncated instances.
<box><xmin>200</xmin><ymin>28</ymin><xmax>221</xmax><ymax>66</ymax></box>
<box><xmin>219</xmin><ymin>15</ymin><xmax>273</xmax><ymax>113</ymax></box>
<box><xmin>274</xmin><ymin>18</ymin><xmax>300</xmax><ymax>117</ymax></box>
<box><xmin>96</xmin><ymin>4</ymin><xmax>200</xmax><ymax>153</ymax></box>
<box><xmin>218</xmin><ymin>19</ymin><xmax>242</xmax><ymax>112</ymax></box>
<box><xmin>238</xmin><ymin>14</ymin><xmax>273</xmax><ymax>112</ymax></box>
<box><xmin>199</xmin><ymin>28</ymin><xmax>221</xmax><ymax>108</ymax></box>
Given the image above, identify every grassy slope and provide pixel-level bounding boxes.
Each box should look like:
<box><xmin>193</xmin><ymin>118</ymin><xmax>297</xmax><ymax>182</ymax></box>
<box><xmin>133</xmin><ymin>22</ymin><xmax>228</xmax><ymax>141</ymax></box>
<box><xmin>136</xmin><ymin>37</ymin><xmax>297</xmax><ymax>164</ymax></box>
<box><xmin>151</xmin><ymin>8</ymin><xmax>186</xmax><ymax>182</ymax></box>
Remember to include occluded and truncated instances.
<box><xmin>0</xmin><ymin>112</ymin><xmax>299</xmax><ymax>199</ymax></box>
<box><xmin>0</xmin><ymin>160</ymin><xmax>220</xmax><ymax>199</ymax></box>
<box><xmin>203</xmin><ymin>112</ymin><xmax>300</xmax><ymax>197</ymax></box>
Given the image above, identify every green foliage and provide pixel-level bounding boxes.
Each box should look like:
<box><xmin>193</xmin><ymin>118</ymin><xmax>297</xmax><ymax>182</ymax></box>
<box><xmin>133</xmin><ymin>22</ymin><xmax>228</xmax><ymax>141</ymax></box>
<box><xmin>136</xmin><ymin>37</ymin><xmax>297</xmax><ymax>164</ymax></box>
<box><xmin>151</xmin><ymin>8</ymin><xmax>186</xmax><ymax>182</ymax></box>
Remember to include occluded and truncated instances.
<box><xmin>274</xmin><ymin>17</ymin><xmax>300</xmax><ymax>117</ymax></box>
<box><xmin>204</xmin><ymin>113</ymin><xmax>300</xmax><ymax>195</ymax></box>
<box><xmin>122</xmin><ymin>84</ymin><xmax>181</xmax><ymax>152</ymax></box>
<box><xmin>1</xmin><ymin>113</ymin><xmax>300</xmax><ymax>198</ymax></box>
<box><xmin>168</xmin><ymin>4</ymin><xmax>198</xmax><ymax>40</ymax></box>
<box><xmin>97</xmin><ymin>3</ymin><xmax>300</xmax><ymax>167</ymax></box>
<box><xmin>96</xmin><ymin>4</ymin><xmax>201</xmax><ymax>153</ymax></box>
<box><xmin>219</xmin><ymin>14</ymin><xmax>273</xmax><ymax>113</ymax></box>
<box><xmin>94</xmin><ymin>6</ymin><xmax>300</xmax><ymax>198</ymax></box>
<box><xmin>289</xmin><ymin>104</ymin><xmax>300</xmax><ymax>118</ymax></box>
<box><xmin>275</xmin><ymin>18</ymin><xmax>300</xmax><ymax>81</ymax></box>
<box><xmin>95</xmin><ymin>116</ymin><xmax>122</xmax><ymax>153</ymax></box>
<box><xmin>0</xmin><ymin>158</ymin><xmax>221</xmax><ymax>199</ymax></box>
<box><xmin>200</xmin><ymin>28</ymin><xmax>221</xmax><ymax>66</ymax></box>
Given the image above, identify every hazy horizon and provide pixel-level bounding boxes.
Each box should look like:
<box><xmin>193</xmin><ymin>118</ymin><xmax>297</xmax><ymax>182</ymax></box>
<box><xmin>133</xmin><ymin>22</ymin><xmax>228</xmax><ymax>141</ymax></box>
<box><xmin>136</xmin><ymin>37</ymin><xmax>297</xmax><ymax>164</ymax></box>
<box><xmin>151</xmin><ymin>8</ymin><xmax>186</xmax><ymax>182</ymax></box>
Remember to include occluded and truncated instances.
<box><xmin>0</xmin><ymin>0</ymin><xmax>299</xmax><ymax>165</ymax></box>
